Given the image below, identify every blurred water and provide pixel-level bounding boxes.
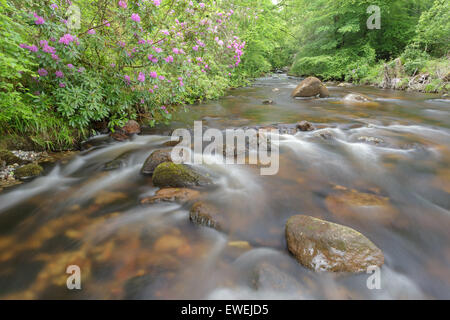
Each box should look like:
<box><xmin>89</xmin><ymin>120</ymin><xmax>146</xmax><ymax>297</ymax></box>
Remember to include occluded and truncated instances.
<box><xmin>0</xmin><ymin>74</ymin><xmax>449</xmax><ymax>299</ymax></box>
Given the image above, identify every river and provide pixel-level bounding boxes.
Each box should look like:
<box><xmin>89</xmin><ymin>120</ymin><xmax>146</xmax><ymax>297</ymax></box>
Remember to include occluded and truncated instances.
<box><xmin>0</xmin><ymin>74</ymin><xmax>449</xmax><ymax>299</ymax></box>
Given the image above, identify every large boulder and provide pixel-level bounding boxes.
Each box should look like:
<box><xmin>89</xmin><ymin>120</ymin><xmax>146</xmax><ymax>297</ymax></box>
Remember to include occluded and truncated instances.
<box><xmin>141</xmin><ymin>149</ymin><xmax>172</xmax><ymax>175</ymax></box>
<box><xmin>110</xmin><ymin>120</ymin><xmax>141</xmax><ymax>141</ymax></box>
<box><xmin>285</xmin><ymin>215</ymin><xmax>384</xmax><ymax>273</ymax></box>
<box><xmin>152</xmin><ymin>162</ymin><xmax>212</xmax><ymax>188</ymax></box>
<box><xmin>291</xmin><ymin>77</ymin><xmax>329</xmax><ymax>98</ymax></box>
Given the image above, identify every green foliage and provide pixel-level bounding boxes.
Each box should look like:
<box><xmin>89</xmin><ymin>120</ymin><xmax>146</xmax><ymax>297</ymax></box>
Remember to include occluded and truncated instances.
<box><xmin>415</xmin><ymin>0</ymin><xmax>450</xmax><ymax>57</ymax></box>
<box><xmin>285</xmin><ymin>0</ymin><xmax>443</xmax><ymax>82</ymax></box>
<box><xmin>232</xmin><ymin>0</ymin><xmax>291</xmax><ymax>77</ymax></box>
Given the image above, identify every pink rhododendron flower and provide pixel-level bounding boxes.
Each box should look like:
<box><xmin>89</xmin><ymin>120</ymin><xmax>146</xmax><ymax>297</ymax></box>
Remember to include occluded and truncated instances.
<box><xmin>37</xmin><ymin>68</ymin><xmax>48</xmax><ymax>76</ymax></box>
<box><xmin>138</xmin><ymin>72</ymin><xmax>145</xmax><ymax>82</ymax></box>
<box><xmin>192</xmin><ymin>45</ymin><xmax>199</xmax><ymax>51</ymax></box>
<box><xmin>35</xmin><ymin>16</ymin><xmax>45</xmax><ymax>25</ymax></box>
<box><xmin>131</xmin><ymin>14</ymin><xmax>141</xmax><ymax>23</ymax></box>
<box><xmin>55</xmin><ymin>70</ymin><xmax>64</xmax><ymax>78</ymax></box>
<box><xmin>153</xmin><ymin>0</ymin><xmax>161</xmax><ymax>6</ymax></box>
<box><xmin>59</xmin><ymin>34</ymin><xmax>74</xmax><ymax>45</ymax></box>
<box><xmin>67</xmin><ymin>64</ymin><xmax>74</xmax><ymax>69</ymax></box>
<box><xmin>124</xmin><ymin>75</ymin><xmax>131</xmax><ymax>83</ymax></box>
<box><xmin>118</xmin><ymin>1</ymin><xmax>127</xmax><ymax>8</ymax></box>
<box><xmin>26</xmin><ymin>45</ymin><xmax>38</xmax><ymax>52</ymax></box>
<box><xmin>199</xmin><ymin>3</ymin><xmax>205</xmax><ymax>8</ymax></box>
<box><xmin>59</xmin><ymin>83</ymin><xmax>66</xmax><ymax>88</ymax></box>
<box><xmin>149</xmin><ymin>71</ymin><xmax>157</xmax><ymax>78</ymax></box>
<box><xmin>164</xmin><ymin>55</ymin><xmax>174</xmax><ymax>63</ymax></box>
<box><xmin>87</xmin><ymin>29</ymin><xmax>96</xmax><ymax>35</ymax></box>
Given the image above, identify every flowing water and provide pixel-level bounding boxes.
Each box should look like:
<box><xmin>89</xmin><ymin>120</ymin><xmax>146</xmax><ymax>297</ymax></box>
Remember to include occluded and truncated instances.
<box><xmin>0</xmin><ymin>74</ymin><xmax>449</xmax><ymax>299</ymax></box>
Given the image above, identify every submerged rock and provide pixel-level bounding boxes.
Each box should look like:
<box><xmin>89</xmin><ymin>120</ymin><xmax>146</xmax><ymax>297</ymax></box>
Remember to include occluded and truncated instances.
<box><xmin>94</xmin><ymin>190</ymin><xmax>127</xmax><ymax>206</ymax></box>
<box><xmin>103</xmin><ymin>152</ymin><xmax>131</xmax><ymax>171</ymax></box>
<box><xmin>343</xmin><ymin>93</ymin><xmax>373</xmax><ymax>103</ymax></box>
<box><xmin>141</xmin><ymin>149</ymin><xmax>172</xmax><ymax>175</ymax></box>
<box><xmin>14</xmin><ymin>163</ymin><xmax>43</xmax><ymax>180</ymax></box>
<box><xmin>189</xmin><ymin>201</ymin><xmax>223</xmax><ymax>230</ymax></box>
<box><xmin>262</xmin><ymin>100</ymin><xmax>274</xmax><ymax>105</ymax></box>
<box><xmin>141</xmin><ymin>188</ymin><xmax>200</xmax><ymax>204</ymax></box>
<box><xmin>338</xmin><ymin>82</ymin><xmax>353</xmax><ymax>87</ymax></box>
<box><xmin>357</xmin><ymin>136</ymin><xmax>384</xmax><ymax>145</ymax></box>
<box><xmin>285</xmin><ymin>215</ymin><xmax>384</xmax><ymax>272</ymax></box>
<box><xmin>325</xmin><ymin>188</ymin><xmax>398</xmax><ymax>225</ymax></box>
<box><xmin>110</xmin><ymin>120</ymin><xmax>141</xmax><ymax>141</ymax></box>
<box><xmin>291</xmin><ymin>77</ymin><xmax>329</xmax><ymax>98</ymax></box>
<box><xmin>251</xmin><ymin>262</ymin><xmax>303</xmax><ymax>293</ymax></box>
<box><xmin>296</xmin><ymin>120</ymin><xmax>315</xmax><ymax>132</ymax></box>
<box><xmin>152</xmin><ymin>162</ymin><xmax>212</xmax><ymax>188</ymax></box>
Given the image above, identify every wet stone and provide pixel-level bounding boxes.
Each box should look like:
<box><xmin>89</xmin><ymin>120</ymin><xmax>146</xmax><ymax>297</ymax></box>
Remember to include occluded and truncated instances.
<box><xmin>296</xmin><ymin>121</ymin><xmax>315</xmax><ymax>132</ymax></box>
<box><xmin>189</xmin><ymin>201</ymin><xmax>224</xmax><ymax>231</ymax></box>
<box><xmin>285</xmin><ymin>215</ymin><xmax>384</xmax><ymax>273</ymax></box>
<box><xmin>152</xmin><ymin>162</ymin><xmax>213</xmax><ymax>188</ymax></box>
<box><xmin>140</xmin><ymin>188</ymin><xmax>200</xmax><ymax>204</ymax></box>
<box><xmin>141</xmin><ymin>150</ymin><xmax>172</xmax><ymax>176</ymax></box>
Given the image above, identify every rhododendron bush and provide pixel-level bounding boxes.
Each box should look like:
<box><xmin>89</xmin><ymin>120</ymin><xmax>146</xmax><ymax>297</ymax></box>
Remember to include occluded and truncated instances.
<box><xmin>13</xmin><ymin>0</ymin><xmax>247</xmax><ymax>134</ymax></box>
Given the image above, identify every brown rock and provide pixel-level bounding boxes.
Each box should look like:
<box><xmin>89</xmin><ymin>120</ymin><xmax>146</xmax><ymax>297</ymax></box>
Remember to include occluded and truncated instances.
<box><xmin>141</xmin><ymin>150</ymin><xmax>172</xmax><ymax>175</ymax></box>
<box><xmin>110</xmin><ymin>120</ymin><xmax>141</xmax><ymax>141</ymax></box>
<box><xmin>285</xmin><ymin>215</ymin><xmax>384</xmax><ymax>272</ymax></box>
<box><xmin>296</xmin><ymin>121</ymin><xmax>314</xmax><ymax>132</ymax></box>
<box><xmin>140</xmin><ymin>188</ymin><xmax>200</xmax><ymax>204</ymax></box>
<box><xmin>291</xmin><ymin>77</ymin><xmax>329</xmax><ymax>98</ymax></box>
<box><xmin>343</xmin><ymin>93</ymin><xmax>372</xmax><ymax>103</ymax></box>
<box><xmin>189</xmin><ymin>201</ymin><xmax>224</xmax><ymax>231</ymax></box>
<box><xmin>325</xmin><ymin>189</ymin><xmax>398</xmax><ymax>225</ymax></box>
<box><xmin>94</xmin><ymin>191</ymin><xmax>128</xmax><ymax>206</ymax></box>
<box><xmin>319</xmin><ymin>85</ymin><xmax>329</xmax><ymax>98</ymax></box>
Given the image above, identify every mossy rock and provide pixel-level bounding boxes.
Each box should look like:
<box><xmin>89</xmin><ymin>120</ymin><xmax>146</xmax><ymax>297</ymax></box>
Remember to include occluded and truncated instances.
<box><xmin>0</xmin><ymin>150</ymin><xmax>23</xmax><ymax>165</ymax></box>
<box><xmin>152</xmin><ymin>162</ymin><xmax>212</xmax><ymax>188</ymax></box>
<box><xmin>14</xmin><ymin>163</ymin><xmax>44</xmax><ymax>179</ymax></box>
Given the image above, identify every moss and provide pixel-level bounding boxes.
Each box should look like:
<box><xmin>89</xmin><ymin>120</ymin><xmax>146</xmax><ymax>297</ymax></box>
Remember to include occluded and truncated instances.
<box><xmin>0</xmin><ymin>150</ymin><xmax>22</xmax><ymax>165</ymax></box>
<box><xmin>152</xmin><ymin>162</ymin><xmax>212</xmax><ymax>188</ymax></box>
<box><xmin>0</xmin><ymin>135</ymin><xmax>42</xmax><ymax>151</ymax></box>
<box><xmin>14</xmin><ymin>163</ymin><xmax>43</xmax><ymax>179</ymax></box>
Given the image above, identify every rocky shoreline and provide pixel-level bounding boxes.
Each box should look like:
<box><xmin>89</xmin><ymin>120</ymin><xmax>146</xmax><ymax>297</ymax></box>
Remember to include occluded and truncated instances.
<box><xmin>0</xmin><ymin>149</ymin><xmax>77</xmax><ymax>191</ymax></box>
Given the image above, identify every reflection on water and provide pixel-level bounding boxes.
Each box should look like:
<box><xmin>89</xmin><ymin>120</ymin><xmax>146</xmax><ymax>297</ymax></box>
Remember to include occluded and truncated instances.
<box><xmin>0</xmin><ymin>74</ymin><xmax>449</xmax><ymax>299</ymax></box>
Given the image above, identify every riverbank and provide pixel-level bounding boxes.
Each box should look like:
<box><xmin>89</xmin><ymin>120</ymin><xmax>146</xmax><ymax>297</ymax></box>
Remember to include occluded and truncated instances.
<box><xmin>289</xmin><ymin>56</ymin><xmax>450</xmax><ymax>94</ymax></box>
